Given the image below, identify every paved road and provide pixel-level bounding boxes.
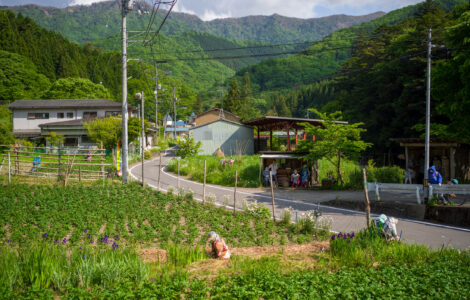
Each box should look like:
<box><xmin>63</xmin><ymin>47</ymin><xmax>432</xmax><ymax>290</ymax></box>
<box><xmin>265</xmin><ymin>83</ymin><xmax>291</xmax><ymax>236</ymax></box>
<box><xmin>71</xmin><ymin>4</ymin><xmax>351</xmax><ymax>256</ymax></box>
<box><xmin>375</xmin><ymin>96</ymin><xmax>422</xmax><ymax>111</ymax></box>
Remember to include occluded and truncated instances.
<box><xmin>130</xmin><ymin>150</ymin><xmax>470</xmax><ymax>250</ymax></box>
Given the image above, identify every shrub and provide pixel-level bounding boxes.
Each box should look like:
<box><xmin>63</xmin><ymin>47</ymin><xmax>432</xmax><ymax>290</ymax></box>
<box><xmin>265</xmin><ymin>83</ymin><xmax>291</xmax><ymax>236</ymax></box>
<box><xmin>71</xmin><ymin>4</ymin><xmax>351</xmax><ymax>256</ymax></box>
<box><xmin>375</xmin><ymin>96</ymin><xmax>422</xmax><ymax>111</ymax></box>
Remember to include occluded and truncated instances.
<box><xmin>279</xmin><ymin>207</ymin><xmax>293</xmax><ymax>226</ymax></box>
<box><xmin>144</xmin><ymin>150</ymin><xmax>151</xmax><ymax>160</ymax></box>
<box><xmin>175</xmin><ymin>136</ymin><xmax>201</xmax><ymax>158</ymax></box>
<box><xmin>242</xmin><ymin>199</ymin><xmax>271</xmax><ymax>219</ymax></box>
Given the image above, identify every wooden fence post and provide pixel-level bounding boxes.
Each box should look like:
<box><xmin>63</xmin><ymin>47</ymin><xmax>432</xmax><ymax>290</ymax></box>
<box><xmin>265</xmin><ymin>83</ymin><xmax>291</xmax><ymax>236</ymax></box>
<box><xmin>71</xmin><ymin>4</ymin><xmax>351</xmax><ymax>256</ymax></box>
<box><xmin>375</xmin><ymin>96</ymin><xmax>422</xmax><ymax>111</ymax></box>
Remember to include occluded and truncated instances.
<box><xmin>57</xmin><ymin>145</ymin><xmax>61</xmax><ymax>182</ymax></box>
<box><xmin>101</xmin><ymin>144</ymin><xmax>105</xmax><ymax>187</ymax></box>
<box><xmin>363</xmin><ymin>168</ymin><xmax>371</xmax><ymax>228</ymax></box>
<box><xmin>233</xmin><ymin>170</ymin><xmax>238</xmax><ymax>214</ymax></box>
<box><xmin>270</xmin><ymin>170</ymin><xmax>276</xmax><ymax>222</ymax></box>
<box><xmin>158</xmin><ymin>152</ymin><xmax>162</xmax><ymax>190</ymax></box>
<box><xmin>203</xmin><ymin>160</ymin><xmax>207</xmax><ymax>203</ymax></box>
<box><xmin>79</xmin><ymin>165</ymin><xmax>81</xmax><ymax>182</ymax></box>
<box><xmin>8</xmin><ymin>152</ymin><xmax>11</xmax><ymax>184</ymax></box>
<box><xmin>177</xmin><ymin>160</ymin><xmax>180</xmax><ymax>191</ymax></box>
<box><xmin>15</xmin><ymin>147</ymin><xmax>18</xmax><ymax>175</ymax></box>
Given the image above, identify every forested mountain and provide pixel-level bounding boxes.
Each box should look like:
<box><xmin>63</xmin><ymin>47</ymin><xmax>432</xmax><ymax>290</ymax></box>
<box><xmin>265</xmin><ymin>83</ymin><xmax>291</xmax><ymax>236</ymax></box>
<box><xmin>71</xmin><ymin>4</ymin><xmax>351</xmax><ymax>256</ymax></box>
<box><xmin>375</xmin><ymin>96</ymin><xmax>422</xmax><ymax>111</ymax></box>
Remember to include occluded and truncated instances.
<box><xmin>236</xmin><ymin>0</ymin><xmax>467</xmax><ymax>95</ymax></box>
<box><xmin>0</xmin><ymin>9</ymin><xmax>198</xmax><ymax>120</ymax></box>
<box><xmin>5</xmin><ymin>1</ymin><xmax>384</xmax><ymax>44</ymax></box>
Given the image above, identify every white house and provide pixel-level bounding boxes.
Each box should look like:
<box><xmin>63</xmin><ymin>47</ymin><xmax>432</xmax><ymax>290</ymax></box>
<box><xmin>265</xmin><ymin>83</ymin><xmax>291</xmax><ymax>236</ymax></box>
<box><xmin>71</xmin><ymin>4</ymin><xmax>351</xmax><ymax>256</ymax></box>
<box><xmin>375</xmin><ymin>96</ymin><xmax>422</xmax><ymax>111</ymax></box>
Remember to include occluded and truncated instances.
<box><xmin>8</xmin><ymin>99</ymin><xmax>137</xmax><ymax>147</ymax></box>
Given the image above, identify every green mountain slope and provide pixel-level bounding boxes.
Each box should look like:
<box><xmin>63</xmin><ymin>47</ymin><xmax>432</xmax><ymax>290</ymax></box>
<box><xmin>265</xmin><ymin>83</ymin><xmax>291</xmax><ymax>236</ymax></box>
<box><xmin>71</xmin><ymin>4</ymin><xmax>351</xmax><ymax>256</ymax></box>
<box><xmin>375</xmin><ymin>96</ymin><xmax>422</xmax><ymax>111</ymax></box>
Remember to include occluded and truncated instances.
<box><xmin>5</xmin><ymin>1</ymin><xmax>384</xmax><ymax>44</ymax></box>
<box><xmin>236</xmin><ymin>0</ymin><xmax>467</xmax><ymax>94</ymax></box>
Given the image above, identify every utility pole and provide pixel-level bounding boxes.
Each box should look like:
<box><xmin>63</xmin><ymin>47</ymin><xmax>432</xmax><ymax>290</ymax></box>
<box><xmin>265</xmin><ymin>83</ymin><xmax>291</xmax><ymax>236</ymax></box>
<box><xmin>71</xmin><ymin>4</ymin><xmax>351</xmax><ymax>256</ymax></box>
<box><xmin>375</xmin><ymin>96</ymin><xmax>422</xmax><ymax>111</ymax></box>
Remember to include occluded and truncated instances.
<box><xmin>121</xmin><ymin>0</ymin><xmax>135</xmax><ymax>184</ymax></box>
<box><xmin>173</xmin><ymin>87</ymin><xmax>177</xmax><ymax>139</ymax></box>
<box><xmin>424</xmin><ymin>28</ymin><xmax>432</xmax><ymax>204</ymax></box>
<box><xmin>141</xmin><ymin>91</ymin><xmax>145</xmax><ymax>186</ymax></box>
<box><xmin>154</xmin><ymin>64</ymin><xmax>159</xmax><ymax>145</ymax></box>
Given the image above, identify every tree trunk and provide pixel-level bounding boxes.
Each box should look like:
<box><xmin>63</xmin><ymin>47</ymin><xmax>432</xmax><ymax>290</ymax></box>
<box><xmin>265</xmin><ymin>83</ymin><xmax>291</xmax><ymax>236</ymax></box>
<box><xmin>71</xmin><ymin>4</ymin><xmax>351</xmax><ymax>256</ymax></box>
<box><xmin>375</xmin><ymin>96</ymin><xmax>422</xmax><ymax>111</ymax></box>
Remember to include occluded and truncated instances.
<box><xmin>337</xmin><ymin>151</ymin><xmax>344</xmax><ymax>185</ymax></box>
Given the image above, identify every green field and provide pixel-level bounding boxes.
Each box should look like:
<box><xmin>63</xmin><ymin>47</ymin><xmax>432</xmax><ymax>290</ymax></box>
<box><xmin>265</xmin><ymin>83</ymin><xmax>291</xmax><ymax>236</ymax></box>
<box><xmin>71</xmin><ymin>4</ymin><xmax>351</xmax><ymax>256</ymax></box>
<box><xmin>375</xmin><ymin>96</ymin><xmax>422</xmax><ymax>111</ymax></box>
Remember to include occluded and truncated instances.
<box><xmin>1</xmin><ymin>181</ymin><xmax>468</xmax><ymax>299</ymax></box>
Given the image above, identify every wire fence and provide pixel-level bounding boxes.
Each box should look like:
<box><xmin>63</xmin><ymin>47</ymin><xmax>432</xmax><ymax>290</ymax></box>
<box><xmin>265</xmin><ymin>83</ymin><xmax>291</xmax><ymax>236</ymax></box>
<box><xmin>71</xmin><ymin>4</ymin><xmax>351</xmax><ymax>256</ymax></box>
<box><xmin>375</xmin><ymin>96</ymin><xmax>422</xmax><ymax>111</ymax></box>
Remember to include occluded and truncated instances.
<box><xmin>0</xmin><ymin>145</ymin><xmax>111</xmax><ymax>185</ymax></box>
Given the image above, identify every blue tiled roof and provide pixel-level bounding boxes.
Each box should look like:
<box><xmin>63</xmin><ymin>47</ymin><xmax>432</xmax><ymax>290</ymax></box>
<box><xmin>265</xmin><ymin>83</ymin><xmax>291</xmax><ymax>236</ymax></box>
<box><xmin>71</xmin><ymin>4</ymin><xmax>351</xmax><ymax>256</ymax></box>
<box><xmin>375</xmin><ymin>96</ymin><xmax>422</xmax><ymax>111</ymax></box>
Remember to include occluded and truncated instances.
<box><xmin>165</xmin><ymin>127</ymin><xmax>189</xmax><ymax>132</ymax></box>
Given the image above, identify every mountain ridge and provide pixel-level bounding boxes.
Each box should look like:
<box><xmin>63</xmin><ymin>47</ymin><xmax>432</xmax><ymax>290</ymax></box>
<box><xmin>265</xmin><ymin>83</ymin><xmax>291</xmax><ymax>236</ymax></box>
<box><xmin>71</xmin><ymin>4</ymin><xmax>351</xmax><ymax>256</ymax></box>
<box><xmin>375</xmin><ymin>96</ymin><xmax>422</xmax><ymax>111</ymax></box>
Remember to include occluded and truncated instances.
<box><xmin>4</xmin><ymin>1</ymin><xmax>385</xmax><ymax>44</ymax></box>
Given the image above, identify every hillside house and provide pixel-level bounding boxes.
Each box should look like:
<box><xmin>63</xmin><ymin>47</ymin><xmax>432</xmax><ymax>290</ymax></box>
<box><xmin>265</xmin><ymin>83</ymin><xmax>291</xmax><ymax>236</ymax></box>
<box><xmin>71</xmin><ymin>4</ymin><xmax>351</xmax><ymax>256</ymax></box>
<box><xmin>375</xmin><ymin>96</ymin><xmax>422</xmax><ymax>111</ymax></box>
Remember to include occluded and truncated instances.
<box><xmin>8</xmin><ymin>99</ymin><xmax>137</xmax><ymax>147</ymax></box>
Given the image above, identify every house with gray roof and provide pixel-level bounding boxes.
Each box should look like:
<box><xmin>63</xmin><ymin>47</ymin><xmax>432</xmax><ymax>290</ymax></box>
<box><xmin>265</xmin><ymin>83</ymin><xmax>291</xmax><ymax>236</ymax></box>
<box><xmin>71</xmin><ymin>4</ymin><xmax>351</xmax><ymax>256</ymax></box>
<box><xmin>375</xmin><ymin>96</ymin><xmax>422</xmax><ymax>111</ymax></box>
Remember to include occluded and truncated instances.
<box><xmin>8</xmin><ymin>99</ymin><xmax>137</xmax><ymax>147</ymax></box>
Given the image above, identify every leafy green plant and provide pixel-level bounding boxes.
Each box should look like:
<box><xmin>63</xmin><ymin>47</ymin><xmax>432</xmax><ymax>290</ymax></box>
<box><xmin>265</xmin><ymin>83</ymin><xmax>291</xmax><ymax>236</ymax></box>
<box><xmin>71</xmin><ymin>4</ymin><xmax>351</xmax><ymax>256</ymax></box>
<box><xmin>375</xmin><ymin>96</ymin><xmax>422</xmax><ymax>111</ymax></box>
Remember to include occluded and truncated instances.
<box><xmin>175</xmin><ymin>136</ymin><xmax>201</xmax><ymax>158</ymax></box>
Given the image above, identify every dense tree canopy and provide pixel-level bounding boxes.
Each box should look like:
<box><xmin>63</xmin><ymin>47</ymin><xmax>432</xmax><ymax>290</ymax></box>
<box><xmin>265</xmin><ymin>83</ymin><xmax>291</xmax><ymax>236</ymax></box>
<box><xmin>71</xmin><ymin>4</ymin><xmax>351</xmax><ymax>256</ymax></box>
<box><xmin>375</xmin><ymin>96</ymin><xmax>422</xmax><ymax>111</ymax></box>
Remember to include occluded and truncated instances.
<box><xmin>41</xmin><ymin>78</ymin><xmax>113</xmax><ymax>100</ymax></box>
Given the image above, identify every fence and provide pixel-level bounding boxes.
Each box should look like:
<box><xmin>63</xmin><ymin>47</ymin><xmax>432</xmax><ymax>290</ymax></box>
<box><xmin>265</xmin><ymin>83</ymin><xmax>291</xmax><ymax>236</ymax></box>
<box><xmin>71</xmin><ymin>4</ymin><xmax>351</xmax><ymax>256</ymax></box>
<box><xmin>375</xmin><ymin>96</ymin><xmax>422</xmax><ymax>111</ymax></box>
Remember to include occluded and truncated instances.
<box><xmin>0</xmin><ymin>145</ymin><xmax>110</xmax><ymax>185</ymax></box>
<box><xmin>366</xmin><ymin>182</ymin><xmax>470</xmax><ymax>204</ymax></box>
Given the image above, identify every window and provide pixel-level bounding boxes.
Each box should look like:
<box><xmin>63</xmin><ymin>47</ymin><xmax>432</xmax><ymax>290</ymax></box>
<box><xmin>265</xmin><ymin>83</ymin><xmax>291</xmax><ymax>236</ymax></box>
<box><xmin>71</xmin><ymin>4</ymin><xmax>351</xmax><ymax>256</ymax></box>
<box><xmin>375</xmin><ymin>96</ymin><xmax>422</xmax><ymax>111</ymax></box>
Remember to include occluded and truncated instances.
<box><xmin>27</xmin><ymin>113</ymin><xmax>49</xmax><ymax>120</ymax></box>
<box><xmin>81</xmin><ymin>136</ymin><xmax>93</xmax><ymax>144</ymax></box>
<box><xmin>57</xmin><ymin>113</ymin><xmax>64</xmax><ymax>119</ymax></box>
<box><xmin>83</xmin><ymin>112</ymin><xmax>97</xmax><ymax>119</ymax></box>
<box><xmin>106</xmin><ymin>111</ymin><xmax>121</xmax><ymax>117</ymax></box>
<box><xmin>67</xmin><ymin>112</ymin><xmax>74</xmax><ymax>119</ymax></box>
<box><xmin>64</xmin><ymin>138</ymin><xmax>78</xmax><ymax>147</ymax></box>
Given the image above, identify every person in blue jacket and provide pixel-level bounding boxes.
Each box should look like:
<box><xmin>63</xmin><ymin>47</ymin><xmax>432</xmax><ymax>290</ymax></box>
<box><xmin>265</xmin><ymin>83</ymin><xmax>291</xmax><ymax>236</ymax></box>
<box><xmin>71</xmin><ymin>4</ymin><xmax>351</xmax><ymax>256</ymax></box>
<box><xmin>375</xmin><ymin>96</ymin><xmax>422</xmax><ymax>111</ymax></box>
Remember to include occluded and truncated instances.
<box><xmin>428</xmin><ymin>165</ymin><xmax>442</xmax><ymax>185</ymax></box>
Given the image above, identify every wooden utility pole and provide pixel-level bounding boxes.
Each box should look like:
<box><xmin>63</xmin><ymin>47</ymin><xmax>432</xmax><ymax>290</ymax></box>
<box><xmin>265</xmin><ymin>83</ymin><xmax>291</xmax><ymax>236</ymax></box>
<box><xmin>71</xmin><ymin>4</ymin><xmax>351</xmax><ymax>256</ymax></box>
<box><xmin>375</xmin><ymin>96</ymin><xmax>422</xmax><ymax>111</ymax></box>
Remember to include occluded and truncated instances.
<box><xmin>141</xmin><ymin>91</ymin><xmax>145</xmax><ymax>187</ymax></box>
<box><xmin>362</xmin><ymin>168</ymin><xmax>371</xmax><ymax>227</ymax></box>
<box><xmin>203</xmin><ymin>160</ymin><xmax>207</xmax><ymax>203</ymax></box>
<box><xmin>270</xmin><ymin>170</ymin><xmax>276</xmax><ymax>222</ymax></box>
<box><xmin>233</xmin><ymin>170</ymin><xmax>238</xmax><ymax>214</ymax></box>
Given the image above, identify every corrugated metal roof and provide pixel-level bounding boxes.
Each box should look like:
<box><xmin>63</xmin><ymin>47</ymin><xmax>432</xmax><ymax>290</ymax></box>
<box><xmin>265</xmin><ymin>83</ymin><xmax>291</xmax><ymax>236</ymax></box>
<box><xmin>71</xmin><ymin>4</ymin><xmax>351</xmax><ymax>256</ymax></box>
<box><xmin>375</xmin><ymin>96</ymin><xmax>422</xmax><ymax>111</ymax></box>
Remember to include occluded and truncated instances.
<box><xmin>8</xmin><ymin>99</ymin><xmax>137</xmax><ymax>111</ymax></box>
<box><xmin>190</xmin><ymin>118</ymin><xmax>249</xmax><ymax>130</ymax></box>
<box><xmin>165</xmin><ymin>127</ymin><xmax>189</xmax><ymax>132</ymax></box>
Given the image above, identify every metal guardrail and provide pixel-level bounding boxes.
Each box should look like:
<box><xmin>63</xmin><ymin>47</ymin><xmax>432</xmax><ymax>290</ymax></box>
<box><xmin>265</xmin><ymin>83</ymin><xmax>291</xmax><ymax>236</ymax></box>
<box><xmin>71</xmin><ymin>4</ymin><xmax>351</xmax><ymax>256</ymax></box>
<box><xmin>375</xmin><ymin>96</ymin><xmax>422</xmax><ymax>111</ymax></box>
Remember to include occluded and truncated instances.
<box><xmin>367</xmin><ymin>182</ymin><xmax>470</xmax><ymax>204</ymax></box>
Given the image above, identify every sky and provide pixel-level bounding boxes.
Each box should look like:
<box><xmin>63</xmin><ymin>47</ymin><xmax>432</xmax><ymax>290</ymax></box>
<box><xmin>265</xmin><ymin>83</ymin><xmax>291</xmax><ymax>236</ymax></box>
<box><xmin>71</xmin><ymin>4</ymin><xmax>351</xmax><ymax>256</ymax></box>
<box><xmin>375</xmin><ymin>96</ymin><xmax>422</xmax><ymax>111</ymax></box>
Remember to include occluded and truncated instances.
<box><xmin>1</xmin><ymin>0</ymin><xmax>424</xmax><ymax>20</ymax></box>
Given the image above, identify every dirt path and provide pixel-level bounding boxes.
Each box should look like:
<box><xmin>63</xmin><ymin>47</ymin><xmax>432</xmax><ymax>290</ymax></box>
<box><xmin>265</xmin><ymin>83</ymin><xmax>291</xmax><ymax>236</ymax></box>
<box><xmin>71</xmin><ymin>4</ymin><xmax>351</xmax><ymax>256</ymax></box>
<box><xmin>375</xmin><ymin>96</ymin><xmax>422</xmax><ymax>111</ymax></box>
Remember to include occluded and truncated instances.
<box><xmin>137</xmin><ymin>241</ymin><xmax>329</xmax><ymax>264</ymax></box>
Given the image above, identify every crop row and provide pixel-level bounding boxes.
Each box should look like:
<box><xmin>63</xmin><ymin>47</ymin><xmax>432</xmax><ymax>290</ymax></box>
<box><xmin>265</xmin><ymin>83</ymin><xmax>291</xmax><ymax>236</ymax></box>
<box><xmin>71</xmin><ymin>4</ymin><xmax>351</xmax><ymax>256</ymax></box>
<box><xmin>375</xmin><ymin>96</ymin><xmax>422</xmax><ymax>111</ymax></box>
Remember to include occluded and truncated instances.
<box><xmin>0</xmin><ymin>182</ymin><xmax>296</xmax><ymax>247</ymax></box>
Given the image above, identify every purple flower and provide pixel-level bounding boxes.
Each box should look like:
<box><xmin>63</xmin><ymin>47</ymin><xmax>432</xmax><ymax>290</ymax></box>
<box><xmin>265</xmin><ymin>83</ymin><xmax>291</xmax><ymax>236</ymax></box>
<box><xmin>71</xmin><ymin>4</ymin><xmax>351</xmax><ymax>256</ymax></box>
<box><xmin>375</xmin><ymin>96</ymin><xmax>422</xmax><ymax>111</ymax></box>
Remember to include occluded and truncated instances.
<box><xmin>343</xmin><ymin>235</ymin><xmax>347</xmax><ymax>240</ymax></box>
<box><xmin>79</xmin><ymin>247</ymin><xmax>82</xmax><ymax>250</ymax></box>
<box><xmin>42</xmin><ymin>233</ymin><xmax>48</xmax><ymax>238</ymax></box>
<box><xmin>331</xmin><ymin>235</ymin><xmax>336</xmax><ymax>241</ymax></box>
<box><xmin>338</xmin><ymin>233</ymin><xmax>343</xmax><ymax>238</ymax></box>
<box><xmin>82</xmin><ymin>254</ymin><xmax>86</xmax><ymax>259</ymax></box>
<box><xmin>87</xmin><ymin>234</ymin><xmax>92</xmax><ymax>239</ymax></box>
<box><xmin>350</xmin><ymin>232</ymin><xmax>355</xmax><ymax>238</ymax></box>
<box><xmin>54</xmin><ymin>239</ymin><xmax>59</xmax><ymax>244</ymax></box>
<box><xmin>84</xmin><ymin>229</ymin><xmax>88</xmax><ymax>233</ymax></box>
<box><xmin>62</xmin><ymin>238</ymin><xmax>67</xmax><ymax>244</ymax></box>
<box><xmin>6</xmin><ymin>240</ymin><xmax>10</xmax><ymax>243</ymax></box>
<box><xmin>347</xmin><ymin>240</ymin><xmax>351</xmax><ymax>244</ymax></box>
<box><xmin>114</xmin><ymin>236</ymin><xmax>120</xmax><ymax>241</ymax></box>
<box><xmin>112</xmin><ymin>242</ymin><xmax>119</xmax><ymax>250</ymax></box>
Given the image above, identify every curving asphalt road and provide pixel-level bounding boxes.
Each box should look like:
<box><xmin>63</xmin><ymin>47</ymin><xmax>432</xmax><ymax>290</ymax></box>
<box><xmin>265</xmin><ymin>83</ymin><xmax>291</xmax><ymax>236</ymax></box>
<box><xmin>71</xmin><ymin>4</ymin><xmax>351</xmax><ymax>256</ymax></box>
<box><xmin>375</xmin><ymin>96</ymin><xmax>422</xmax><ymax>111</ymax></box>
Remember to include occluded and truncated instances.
<box><xmin>130</xmin><ymin>149</ymin><xmax>470</xmax><ymax>250</ymax></box>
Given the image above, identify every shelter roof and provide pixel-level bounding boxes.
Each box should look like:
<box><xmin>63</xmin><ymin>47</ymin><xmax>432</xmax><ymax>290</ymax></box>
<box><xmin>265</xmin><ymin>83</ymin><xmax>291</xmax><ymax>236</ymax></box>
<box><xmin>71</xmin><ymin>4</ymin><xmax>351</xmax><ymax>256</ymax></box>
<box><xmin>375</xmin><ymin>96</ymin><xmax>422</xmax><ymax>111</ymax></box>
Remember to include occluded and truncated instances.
<box><xmin>243</xmin><ymin>116</ymin><xmax>347</xmax><ymax>131</ymax></box>
<box><xmin>165</xmin><ymin>127</ymin><xmax>189</xmax><ymax>132</ymax></box>
<box><xmin>390</xmin><ymin>138</ymin><xmax>469</xmax><ymax>146</ymax></box>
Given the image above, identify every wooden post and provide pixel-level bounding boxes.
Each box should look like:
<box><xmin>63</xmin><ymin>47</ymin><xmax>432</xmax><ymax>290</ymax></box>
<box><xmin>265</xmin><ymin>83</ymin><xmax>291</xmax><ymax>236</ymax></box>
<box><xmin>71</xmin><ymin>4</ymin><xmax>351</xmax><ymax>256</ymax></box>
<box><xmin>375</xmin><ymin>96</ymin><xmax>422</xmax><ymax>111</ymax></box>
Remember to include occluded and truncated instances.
<box><xmin>158</xmin><ymin>152</ymin><xmax>162</xmax><ymax>190</ymax></box>
<box><xmin>233</xmin><ymin>170</ymin><xmax>237</xmax><ymax>214</ymax></box>
<box><xmin>257</xmin><ymin>127</ymin><xmax>260</xmax><ymax>152</ymax></box>
<box><xmin>295</xmin><ymin>128</ymin><xmax>298</xmax><ymax>146</ymax></box>
<box><xmin>450</xmin><ymin>147</ymin><xmax>455</xmax><ymax>179</ymax></box>
<box><xmin>8</xmin><ymin>152</ymin><xmax>11</xmax><ymax>184</ymax></box>
<box><xmin>270</xmin><ymin>170</ymin><xmax>276</xmax><ymax>222</ymax></box>
<box><xmin>287</xmin><ymin>127</ymin><xmax>291</xmax><ymax>151</ymax></box>
<box><xmin>101</xmin><ymin>143</ymin><xmax>105</xmax><ymax>187</ymax></box>
<box><xmin>269</xmin><ymin>130</ymin><xmax>273</xmax><ymax>151</ymax></box>
<box><xmin>58</xmin><ymin>145</ymin><xmax>61</xmax><ymax>181</ymax></box>
<box><xmin>405</xmin><ymin>146</ymin><xmax>409</xmax><ymax>171</ymax></box>
<box><xmin>79</xmin><ymin>165</ymin><xmax>81</xmax><ymax>182</ymax></box>
<box><xmin>15</xmin><ymin>147</ymin><xmax>18</xmax><ymax>175</ymax></box>
<box><xmin>177</xmin><ymin>160</ymin><xmax>180</xmax><ymax>191</ymax></box>
<box><xmin>203</xmin><ymin>160</ymin><xmax>207</xmax><ymax>203</ymax></box>
<box><xmin>362</xmin><ymin>168</ymin><xmax>371</xmax><ymax>228</ymax></box>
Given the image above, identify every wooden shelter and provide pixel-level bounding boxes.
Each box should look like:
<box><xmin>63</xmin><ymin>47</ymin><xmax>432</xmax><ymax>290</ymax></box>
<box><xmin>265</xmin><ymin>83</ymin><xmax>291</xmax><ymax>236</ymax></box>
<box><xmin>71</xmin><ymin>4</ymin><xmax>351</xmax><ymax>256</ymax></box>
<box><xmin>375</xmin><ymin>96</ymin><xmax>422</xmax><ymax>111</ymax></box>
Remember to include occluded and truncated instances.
<box><xmin>243</xmin><ymin>116</ymin><xmax>347</xmax><ymax>152</ymax></box>
<box><xmin>244</xmin><ymin>116</ymin><xmax>347</xmax><ymax>187</ymax></box>
<box><xmin>391</xmin><ymin>138</ymin><xmax>470</xmax><ymax>183</ymax></box>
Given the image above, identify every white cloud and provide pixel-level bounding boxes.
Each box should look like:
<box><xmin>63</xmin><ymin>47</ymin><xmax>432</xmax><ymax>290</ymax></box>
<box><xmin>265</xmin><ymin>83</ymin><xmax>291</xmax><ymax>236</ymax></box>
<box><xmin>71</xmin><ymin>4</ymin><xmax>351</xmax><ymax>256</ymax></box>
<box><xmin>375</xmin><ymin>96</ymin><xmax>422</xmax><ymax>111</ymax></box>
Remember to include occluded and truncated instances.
<box><xmin>200</xmin><ymin>10</ymin><xmax>232</xmax><ymax>21</ymax></box>
<box><xmin>69</xmin><ymin>0</ymin><xmax>108</xmax><ymax>6</ymax></box>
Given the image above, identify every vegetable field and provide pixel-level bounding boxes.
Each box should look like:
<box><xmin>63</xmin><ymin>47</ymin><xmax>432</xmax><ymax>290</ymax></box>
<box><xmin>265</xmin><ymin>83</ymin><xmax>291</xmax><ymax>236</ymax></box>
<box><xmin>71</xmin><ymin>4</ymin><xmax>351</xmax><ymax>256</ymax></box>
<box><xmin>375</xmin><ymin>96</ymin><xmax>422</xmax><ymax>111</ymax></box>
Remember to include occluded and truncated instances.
<box><xmin>0</xmin><ymin>182</ymin><xmax>296</xmax><ymax>247</ymax></box>
<box><xmin>1</xmin><ymin>181</ymin><xmax>469</xmax><ymax>299</ymax></box>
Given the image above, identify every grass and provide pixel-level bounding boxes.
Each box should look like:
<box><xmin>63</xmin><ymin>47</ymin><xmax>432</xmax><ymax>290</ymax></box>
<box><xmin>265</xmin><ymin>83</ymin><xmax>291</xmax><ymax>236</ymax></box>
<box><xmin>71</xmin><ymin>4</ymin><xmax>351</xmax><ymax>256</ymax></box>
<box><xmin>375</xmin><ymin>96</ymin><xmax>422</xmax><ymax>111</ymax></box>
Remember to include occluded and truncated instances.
<box><xmin>168</xmin><ymin>155</ymin><xmax>262</xmax><ymax>187</ymax></box>
<box><xmin>168</xmin><ymin>155</ymin><xmax>404</xmax><ymax>189</ymax></box>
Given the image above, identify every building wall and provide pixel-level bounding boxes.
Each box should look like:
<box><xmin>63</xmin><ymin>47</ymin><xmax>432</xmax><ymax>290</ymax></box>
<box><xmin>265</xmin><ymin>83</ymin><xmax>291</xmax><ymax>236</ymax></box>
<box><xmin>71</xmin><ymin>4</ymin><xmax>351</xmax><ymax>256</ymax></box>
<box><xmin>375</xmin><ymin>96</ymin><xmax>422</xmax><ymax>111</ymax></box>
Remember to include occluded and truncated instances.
<box><xmin>191</xmin><ymin>120</ymin><xmax>254</xmax><ymax>155</ymax></box>
<box><xmin>12</xmin><ymin>108</ymin><xmax>122</xmax><ymax>132</ymax></box>
<box><xmin>194</xmin><ymin>111</ymin><xmax>239</xmax><ymax>127</ymax></box>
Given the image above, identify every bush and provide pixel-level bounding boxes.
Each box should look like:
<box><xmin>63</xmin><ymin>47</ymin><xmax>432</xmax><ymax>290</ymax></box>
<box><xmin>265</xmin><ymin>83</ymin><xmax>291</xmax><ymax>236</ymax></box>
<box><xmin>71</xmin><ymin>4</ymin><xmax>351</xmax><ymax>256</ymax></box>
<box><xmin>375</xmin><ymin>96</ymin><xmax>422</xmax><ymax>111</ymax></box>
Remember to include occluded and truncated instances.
<box><xmin>175</xmin><ymin>136</ymin><xmax>201</xmax><ymax>158</ymax></box>
<box><xmin>144</xmin><ymin>150</ymin><xmax>151</xmax><ymax>160</ymax></box>
<box><xmin>242</xmin><ymin>199</ymin><xmax>271</xmax><ymax>219</ymax></box>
